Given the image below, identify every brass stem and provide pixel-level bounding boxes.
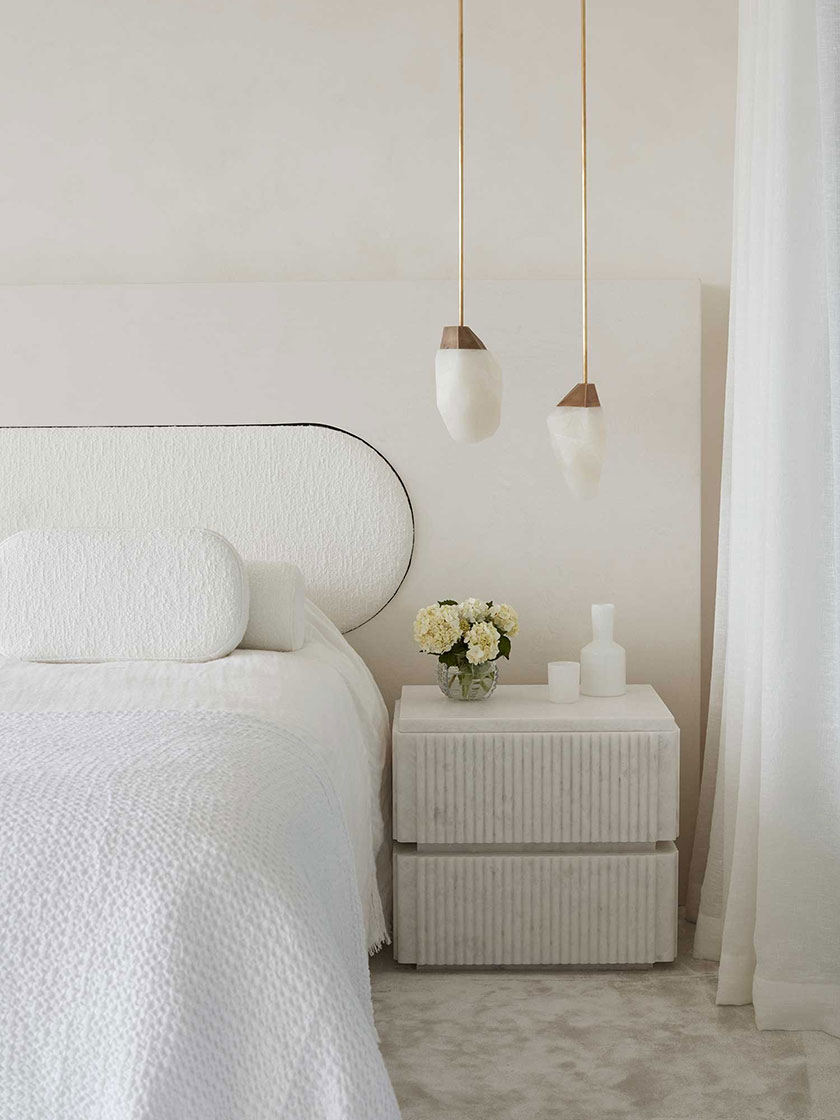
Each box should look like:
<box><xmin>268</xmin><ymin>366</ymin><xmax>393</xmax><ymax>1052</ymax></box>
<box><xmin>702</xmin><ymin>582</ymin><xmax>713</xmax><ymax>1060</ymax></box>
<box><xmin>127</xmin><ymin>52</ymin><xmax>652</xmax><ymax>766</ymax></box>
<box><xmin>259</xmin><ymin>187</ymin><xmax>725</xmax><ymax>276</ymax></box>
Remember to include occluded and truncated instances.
<box><xmin>458</xmin><ymin>0</ymin><xmax>464</xmax><ymax>327</ymax></box>
<box><xmin>580</xmin><ymin>0</ymin><xmax>588</xmax><ymax>386</ymax></box>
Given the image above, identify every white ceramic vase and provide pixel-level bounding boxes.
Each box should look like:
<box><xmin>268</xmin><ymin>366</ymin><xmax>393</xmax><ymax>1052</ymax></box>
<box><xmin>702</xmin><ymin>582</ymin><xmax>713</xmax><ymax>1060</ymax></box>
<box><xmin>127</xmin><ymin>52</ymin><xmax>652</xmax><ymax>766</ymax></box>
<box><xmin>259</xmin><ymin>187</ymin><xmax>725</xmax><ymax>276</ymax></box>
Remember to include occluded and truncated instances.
<box><xmin>580</xmin><ymin>603</ymin><xmax>626</xmax><ymax>697</ymax></box>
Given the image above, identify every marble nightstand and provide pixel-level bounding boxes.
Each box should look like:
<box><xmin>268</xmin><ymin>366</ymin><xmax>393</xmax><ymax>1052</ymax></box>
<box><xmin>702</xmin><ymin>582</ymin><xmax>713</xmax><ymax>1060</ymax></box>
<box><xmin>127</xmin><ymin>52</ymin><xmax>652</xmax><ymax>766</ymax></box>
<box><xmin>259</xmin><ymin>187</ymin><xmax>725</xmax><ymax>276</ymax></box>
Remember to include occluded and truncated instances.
<box><xmin>392</xmin><ymin>684</ymin><xmax>679</xmax><ymax>967</ymax></box>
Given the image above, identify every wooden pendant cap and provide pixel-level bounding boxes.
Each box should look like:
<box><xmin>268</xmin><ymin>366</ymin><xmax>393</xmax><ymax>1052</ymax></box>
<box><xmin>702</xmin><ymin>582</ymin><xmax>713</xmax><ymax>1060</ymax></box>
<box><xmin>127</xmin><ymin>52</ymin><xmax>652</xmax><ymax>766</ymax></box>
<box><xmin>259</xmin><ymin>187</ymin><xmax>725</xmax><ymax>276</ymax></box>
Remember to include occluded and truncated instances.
<box><xmin>439</xmin><ymin>325</ymin><xmax>487</xmax><ymax>350</ymax></box>
<box><xmin>557</xmin><ymin>382</ymin><xmax>600</xmax><ymax>408</ymax></box>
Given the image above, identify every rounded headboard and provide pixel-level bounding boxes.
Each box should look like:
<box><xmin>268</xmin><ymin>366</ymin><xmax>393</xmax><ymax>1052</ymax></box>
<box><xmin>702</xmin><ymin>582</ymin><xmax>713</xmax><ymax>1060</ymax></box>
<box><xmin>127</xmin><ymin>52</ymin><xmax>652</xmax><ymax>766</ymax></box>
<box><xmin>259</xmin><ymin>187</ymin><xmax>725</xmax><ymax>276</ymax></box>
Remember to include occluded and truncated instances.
<box><xmin>0</xmin><ymin>423</ymin><xmax>414</xmax><ymax>633</ymax></box>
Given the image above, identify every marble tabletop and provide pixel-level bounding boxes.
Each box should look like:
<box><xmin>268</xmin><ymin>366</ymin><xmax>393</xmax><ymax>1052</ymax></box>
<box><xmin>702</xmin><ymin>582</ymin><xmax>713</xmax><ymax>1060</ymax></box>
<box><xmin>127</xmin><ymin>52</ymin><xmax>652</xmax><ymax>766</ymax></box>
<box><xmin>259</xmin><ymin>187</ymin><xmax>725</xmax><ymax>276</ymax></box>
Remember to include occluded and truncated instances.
<box><xmin>397</xmin><ymin>683</ymin><xmax>677</xmax><ymax>733</ymax></box>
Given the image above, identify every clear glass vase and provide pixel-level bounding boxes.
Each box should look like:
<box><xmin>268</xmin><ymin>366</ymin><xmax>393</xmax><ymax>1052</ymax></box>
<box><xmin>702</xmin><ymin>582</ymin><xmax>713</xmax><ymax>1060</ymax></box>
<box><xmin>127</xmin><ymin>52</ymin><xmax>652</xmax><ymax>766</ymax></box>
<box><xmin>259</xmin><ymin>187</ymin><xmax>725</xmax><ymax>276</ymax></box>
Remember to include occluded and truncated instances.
<box><xmin>436</xmin><ymin>659</ymin><xmax>499</xmax><ymax>701</ymax></box>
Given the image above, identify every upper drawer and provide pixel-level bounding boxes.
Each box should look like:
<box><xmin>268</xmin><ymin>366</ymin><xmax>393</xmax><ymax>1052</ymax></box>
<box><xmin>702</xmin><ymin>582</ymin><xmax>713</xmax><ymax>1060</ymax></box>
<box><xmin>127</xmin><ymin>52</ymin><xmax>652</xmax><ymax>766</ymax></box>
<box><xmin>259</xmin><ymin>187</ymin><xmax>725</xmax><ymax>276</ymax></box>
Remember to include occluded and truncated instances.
<box><xmin>393</xmin><ymin>728</ymin><xmax>679</xmax><ymax>845</ymax></box>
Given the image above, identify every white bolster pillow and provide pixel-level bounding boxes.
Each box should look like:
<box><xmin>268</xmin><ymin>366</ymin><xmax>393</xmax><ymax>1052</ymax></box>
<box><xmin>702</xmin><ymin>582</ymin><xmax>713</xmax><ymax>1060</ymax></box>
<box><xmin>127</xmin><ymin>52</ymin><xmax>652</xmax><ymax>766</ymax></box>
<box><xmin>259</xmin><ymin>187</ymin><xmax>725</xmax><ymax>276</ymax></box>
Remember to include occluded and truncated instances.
<box><xmin>0</xmin><ymin>529</ymin><xmax>249</xmax><ymax>663</ymax></box>
<box><xmin>240</xmin><ymin>561</ymin><xmax>306</xmax><ymax>652</ymax></box>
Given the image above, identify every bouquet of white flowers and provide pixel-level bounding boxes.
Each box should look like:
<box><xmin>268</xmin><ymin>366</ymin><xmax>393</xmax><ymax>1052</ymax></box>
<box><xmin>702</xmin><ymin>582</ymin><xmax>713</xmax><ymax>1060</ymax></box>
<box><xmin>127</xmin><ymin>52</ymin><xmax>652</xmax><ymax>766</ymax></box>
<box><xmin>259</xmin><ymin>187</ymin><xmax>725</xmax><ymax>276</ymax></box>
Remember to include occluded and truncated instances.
<box><xmin>413</xmin><ymin>598</ymin><xmax>519</xmax><ymax>700</ymax></box>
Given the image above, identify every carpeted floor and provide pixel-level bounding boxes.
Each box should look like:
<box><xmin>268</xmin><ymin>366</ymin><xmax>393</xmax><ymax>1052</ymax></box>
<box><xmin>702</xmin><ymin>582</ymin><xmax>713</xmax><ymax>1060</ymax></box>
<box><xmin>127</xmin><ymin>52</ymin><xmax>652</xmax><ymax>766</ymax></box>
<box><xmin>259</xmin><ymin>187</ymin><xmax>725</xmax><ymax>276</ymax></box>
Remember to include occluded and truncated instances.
<box><xmin>370</xmin><ymin>918</ymin><xmax>840</xmax><ymax>1120</ymax></box>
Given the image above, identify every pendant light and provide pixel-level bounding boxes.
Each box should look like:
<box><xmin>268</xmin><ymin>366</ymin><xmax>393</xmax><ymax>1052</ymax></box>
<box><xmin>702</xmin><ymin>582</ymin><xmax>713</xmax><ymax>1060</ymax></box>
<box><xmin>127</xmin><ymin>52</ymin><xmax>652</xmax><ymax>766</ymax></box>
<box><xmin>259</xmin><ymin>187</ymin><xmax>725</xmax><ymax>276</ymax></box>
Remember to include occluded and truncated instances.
<box><xmin>435</xmin><ymin>0</ymin><xmax>502</xmax><ymax>444</ymax></box>
<box><xmin>546</xmin><ymin>0</ymin><xmax>605</xmax><ymax>499</ymax></box>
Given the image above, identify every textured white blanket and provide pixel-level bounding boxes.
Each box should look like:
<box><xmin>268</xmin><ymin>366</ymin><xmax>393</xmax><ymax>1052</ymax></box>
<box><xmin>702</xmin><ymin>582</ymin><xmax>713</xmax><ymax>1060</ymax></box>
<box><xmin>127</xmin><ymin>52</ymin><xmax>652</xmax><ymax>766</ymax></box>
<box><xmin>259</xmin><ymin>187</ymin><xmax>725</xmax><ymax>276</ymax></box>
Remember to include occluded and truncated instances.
<box><xmin>0</xmin><ymin>600</ymin><xmax>392</xmax><ymax>953</ymax></box>
<box><xmin>0</xmin><ymin>710</ymin><xmax>400</xmax><ymax>1119</ymax></box>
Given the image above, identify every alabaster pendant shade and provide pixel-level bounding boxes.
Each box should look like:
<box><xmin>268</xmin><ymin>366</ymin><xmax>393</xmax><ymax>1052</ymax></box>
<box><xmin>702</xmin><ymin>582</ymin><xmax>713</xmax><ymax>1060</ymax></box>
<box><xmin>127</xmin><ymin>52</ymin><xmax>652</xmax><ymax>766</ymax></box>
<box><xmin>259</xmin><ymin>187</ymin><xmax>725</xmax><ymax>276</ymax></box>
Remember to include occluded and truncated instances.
<box><xmin>546</xmin><ymin>1</ymin><xmax>606</xmax><ymax>499</ymax></box>
<box><xmin>546</xmin><ymin>382</ymin><xmax>605</xmax><ymax>500</ymax></box>
<box><xmin>435</xmin><ymin>1</ymin><xmax>503</xmax><ymax>444</ymax></box>
<box><xmin>435</xmin><ymin>325</ymin><xmax>502</xmax><ymax>444</ymax></box>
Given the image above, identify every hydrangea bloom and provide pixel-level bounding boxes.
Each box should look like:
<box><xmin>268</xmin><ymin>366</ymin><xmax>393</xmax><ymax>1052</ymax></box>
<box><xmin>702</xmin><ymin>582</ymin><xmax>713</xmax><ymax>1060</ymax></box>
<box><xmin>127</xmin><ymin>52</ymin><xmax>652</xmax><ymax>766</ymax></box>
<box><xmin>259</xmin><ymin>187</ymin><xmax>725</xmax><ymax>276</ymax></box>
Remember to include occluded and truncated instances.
<box><xmin>466</xmin><ymin>620</ymin><xmax>500</xmax><ymax>664</ymax></box>
<box><xmin>412</xmin><ymin>603</ymin><xmax>461</xmax><ymax>654</ymax></box>
<box><xmin>459</xmin><ymin>598</ymin><xmax>490</xmax><ymax>624</ymax></box>
<box><xmin>413</xmin><ymin>597</ymin><xmax>518</xmax><ymax>678</ymax></box>
<box><xmin>490</xmin><ymin>603</ymin><xmax>519</xmax><ymax>636</ymax></box>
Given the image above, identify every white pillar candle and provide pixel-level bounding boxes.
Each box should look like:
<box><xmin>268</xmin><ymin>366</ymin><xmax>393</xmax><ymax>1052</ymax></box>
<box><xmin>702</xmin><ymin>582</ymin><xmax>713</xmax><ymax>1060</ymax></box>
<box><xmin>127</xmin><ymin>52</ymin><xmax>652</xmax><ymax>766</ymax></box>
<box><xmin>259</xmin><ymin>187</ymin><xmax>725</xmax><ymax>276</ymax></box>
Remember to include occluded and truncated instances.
<box><xmin>548</xmin><ymin>661</ymin><xmax>580</xmax><ymax>704</ymax></box>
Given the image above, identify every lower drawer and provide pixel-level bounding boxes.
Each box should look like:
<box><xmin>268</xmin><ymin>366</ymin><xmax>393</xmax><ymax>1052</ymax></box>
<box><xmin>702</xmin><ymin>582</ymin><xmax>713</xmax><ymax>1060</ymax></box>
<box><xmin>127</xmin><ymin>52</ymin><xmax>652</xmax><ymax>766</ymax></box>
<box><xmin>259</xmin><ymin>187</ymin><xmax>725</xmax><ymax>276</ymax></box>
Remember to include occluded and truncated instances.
<box><xmin>394</xmin><ymin>843</ymin><xmax>678</xmax><ymax>967</ymax></box>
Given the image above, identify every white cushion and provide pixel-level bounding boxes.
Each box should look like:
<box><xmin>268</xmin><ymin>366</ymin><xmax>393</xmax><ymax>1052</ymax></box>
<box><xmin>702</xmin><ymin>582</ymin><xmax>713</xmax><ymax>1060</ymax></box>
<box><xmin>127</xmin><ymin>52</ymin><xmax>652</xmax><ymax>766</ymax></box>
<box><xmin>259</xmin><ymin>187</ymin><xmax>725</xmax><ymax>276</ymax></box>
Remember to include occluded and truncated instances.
<box><xmin>240</xmin><ymin>561</ymin><xmax>306</xmax><ymax>652</ymax></box>
<box><xmin>0</xmin><ymin>529</ymin><xmax>249</xmax><ymax>663</ymax></box>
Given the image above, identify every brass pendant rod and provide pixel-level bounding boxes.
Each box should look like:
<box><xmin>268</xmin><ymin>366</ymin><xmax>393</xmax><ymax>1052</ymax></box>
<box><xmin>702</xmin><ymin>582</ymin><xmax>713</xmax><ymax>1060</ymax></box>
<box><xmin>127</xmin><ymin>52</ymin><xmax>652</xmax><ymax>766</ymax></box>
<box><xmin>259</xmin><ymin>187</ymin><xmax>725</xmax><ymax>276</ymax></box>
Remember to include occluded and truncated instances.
<box><xmin>580</xmin><ymin>0</ymin><xmax>588</xmax><ymax>387</ymax></box>
<box><xmin>458</xmin><ymin>0</ymin><xmax>465</xmax><ymax>327</ymax></box>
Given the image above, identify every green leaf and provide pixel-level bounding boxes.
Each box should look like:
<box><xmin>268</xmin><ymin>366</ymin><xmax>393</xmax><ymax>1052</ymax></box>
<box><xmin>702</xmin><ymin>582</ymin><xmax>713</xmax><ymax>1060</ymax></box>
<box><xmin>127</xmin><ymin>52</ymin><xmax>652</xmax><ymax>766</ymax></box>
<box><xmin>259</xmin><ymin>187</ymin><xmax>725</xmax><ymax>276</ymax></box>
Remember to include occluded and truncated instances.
<box><xmin>496</xmin><ymin>634</ymin><xmax>511</xmax><ymax>660</ymax></box>
<box><xmin>439</xmin><ymin>640</ymin><xmax>469</xmax><ymax>668</ymax></box>
<box><xmin>438</xmin><ymin>599</ymin><xmax>458</xmax><ymax>606</ymax></box>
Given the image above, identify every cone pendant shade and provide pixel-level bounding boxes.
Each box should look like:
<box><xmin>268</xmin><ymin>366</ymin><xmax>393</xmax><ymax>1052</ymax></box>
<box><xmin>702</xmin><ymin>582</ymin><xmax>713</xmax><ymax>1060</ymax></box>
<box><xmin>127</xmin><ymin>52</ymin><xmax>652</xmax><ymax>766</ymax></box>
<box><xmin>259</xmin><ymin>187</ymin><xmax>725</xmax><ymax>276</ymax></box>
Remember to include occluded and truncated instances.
<box><xmin>546</xmin><ymin>382</ymin><xmax>605</xmax><ymax>501</ymax></box>
<box><xmin>435</xmin><ymin>0</ymin><xmax>502</xmax><ymax>444</ymax></box>
<box><xmin>436</xmin><ymin>326</ymin><xmax>502</xmax><ymax>444</ymax></box>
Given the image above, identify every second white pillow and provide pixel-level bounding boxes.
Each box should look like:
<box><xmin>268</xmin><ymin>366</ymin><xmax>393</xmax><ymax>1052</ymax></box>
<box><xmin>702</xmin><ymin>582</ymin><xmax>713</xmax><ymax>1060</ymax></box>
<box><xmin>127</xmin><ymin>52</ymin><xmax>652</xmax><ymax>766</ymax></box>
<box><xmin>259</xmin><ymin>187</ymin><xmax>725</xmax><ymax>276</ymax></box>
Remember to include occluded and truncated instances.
<box><xmin>240</xmin><ymin>561</ymin><xmax>306</xmax><ymax>652</ymax></box>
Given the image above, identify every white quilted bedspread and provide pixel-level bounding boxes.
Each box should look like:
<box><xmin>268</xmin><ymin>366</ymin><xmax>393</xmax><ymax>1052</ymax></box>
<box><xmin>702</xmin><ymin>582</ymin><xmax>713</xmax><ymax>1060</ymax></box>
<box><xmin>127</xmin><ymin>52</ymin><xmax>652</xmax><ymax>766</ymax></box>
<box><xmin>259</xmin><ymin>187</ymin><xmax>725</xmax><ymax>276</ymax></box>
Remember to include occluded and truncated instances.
<box><xmin>0</xmin><ymin>709</ymin><xmax>400</xmax><ymax>1120</ymax></box>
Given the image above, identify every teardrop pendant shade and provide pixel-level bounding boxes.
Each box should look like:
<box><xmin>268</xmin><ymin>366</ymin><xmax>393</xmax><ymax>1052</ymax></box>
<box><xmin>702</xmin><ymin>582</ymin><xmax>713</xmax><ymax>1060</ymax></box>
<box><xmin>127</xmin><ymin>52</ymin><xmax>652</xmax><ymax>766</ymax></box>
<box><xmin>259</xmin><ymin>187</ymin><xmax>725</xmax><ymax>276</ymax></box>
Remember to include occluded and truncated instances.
<box><xmin>436</xmin><ymin>326</ymin><xmax>502</xmax><ymax>444</ymax></box>
<box><xmin>546</xmin><ymin>382</ymin><xmax>605</xmax><ymax>500</ymax></box>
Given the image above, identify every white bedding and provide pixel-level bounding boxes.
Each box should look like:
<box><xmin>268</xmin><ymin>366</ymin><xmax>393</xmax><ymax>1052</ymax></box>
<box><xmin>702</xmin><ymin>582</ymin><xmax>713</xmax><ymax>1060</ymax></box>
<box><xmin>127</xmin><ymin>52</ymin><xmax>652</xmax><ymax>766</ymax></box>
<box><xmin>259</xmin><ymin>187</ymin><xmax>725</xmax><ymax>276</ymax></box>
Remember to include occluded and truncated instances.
<box><xmin>0</xmin><ymin>602</ymin><xmax>399</xmax><ymax>1119</ymax></box>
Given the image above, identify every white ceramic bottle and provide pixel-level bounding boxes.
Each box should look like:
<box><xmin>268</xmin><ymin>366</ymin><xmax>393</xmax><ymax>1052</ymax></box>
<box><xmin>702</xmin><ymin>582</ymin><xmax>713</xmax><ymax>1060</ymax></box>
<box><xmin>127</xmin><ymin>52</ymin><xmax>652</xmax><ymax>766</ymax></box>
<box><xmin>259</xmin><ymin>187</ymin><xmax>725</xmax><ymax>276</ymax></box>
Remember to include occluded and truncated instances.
<box><xmin>580</xmin><ymin>603</ymin><xmax>626</xmax><ymax>697</ymax></box>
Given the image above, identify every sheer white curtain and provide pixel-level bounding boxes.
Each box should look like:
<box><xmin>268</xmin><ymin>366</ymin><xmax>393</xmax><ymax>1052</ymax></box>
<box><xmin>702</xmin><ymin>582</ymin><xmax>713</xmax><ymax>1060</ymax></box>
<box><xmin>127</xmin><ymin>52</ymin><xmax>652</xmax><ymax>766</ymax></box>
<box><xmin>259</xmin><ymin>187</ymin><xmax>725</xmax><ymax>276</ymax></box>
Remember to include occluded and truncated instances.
<box><xmin>688</xmin><ymin>0</ymin><xmax>840</xmax><ymax>1036</ymax></box>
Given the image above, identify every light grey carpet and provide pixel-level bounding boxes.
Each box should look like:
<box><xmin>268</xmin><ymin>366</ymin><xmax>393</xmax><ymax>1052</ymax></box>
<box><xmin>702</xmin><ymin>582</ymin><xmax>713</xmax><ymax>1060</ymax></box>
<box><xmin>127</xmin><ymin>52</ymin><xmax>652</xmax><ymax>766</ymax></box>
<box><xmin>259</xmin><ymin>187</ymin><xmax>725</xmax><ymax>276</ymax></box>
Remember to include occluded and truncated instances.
<box><xmin>370</xmin><ymin>919</ymin><xmax>840</xmax><ymax>1120</ymax></box>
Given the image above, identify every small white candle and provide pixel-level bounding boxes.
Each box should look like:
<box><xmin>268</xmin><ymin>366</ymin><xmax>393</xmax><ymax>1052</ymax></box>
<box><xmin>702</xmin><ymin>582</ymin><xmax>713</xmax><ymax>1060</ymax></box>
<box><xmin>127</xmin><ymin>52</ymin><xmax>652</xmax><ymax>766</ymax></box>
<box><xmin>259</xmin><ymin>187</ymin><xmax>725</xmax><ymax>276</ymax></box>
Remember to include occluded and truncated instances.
<box><xmin>548</xmin><ymin>661</ymin><xmax>580</xmax><ymax>704</ymax></box>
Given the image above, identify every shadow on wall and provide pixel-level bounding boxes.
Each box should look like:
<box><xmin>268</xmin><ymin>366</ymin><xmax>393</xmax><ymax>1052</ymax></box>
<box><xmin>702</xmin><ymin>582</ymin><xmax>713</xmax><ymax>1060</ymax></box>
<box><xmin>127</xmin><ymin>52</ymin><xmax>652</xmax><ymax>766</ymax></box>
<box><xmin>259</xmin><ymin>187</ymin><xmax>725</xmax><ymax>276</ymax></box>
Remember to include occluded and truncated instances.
<box><xmin>700</xmin><ymin>284</ymin><xmax>729</xmax><ymax>759</ymax></box>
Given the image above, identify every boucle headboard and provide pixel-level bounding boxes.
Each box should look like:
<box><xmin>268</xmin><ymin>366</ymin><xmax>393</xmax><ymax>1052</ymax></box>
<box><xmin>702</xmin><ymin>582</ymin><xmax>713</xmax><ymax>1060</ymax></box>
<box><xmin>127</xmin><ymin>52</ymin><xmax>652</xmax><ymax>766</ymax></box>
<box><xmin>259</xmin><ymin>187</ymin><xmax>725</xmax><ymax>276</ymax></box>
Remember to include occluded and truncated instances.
<box><xmin>0</xmin><ymin>424</ymin><xmax>414</xmax><ymax>633</ymax></box>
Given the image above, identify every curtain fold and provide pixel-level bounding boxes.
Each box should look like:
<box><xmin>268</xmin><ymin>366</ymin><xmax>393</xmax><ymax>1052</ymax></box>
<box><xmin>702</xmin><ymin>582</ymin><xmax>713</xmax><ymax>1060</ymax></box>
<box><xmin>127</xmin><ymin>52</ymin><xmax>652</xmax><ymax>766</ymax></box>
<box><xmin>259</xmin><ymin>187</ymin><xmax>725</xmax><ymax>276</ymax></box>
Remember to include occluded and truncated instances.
<box><xmin>688</xmin><ymin>0</ymin><xmax>840</xmax><ymax>1036</ymax></box>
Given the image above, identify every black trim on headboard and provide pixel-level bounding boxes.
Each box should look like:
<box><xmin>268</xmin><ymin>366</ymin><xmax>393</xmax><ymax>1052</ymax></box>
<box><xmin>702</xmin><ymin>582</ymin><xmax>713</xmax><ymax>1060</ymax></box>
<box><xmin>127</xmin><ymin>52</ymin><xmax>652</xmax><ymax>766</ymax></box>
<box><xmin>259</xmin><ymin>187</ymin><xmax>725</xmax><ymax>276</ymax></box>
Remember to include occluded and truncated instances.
<box><xmin>0</xmin><ymin>422</ymin><xmax>415</xmax><ymax>633</ymax></box>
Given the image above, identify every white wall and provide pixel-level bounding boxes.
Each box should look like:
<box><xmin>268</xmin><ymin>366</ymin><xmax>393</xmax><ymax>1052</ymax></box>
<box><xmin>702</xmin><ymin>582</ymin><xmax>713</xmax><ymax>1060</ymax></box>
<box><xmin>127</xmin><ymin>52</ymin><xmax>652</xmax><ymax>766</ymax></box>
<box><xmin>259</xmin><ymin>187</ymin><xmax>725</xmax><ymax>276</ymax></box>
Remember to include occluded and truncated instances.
<box><xmin>0</xmin><ymin>0</ymin><xmax>736</xmax><ymax>286</ymax></box>
<box><xmin>0</xmin><ymin>0</ymin><xmax>737</xmax><ymax>892</ymax></box>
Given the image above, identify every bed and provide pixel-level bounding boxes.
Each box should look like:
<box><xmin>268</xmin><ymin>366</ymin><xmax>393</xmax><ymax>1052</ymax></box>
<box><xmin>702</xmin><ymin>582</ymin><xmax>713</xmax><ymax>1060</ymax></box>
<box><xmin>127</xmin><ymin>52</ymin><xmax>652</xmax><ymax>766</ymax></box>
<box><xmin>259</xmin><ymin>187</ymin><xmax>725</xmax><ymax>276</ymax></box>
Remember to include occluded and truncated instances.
<box><xmin>0</xmin><ymin>425</ymin><xmax>412</xmax><ymax>1120</ymax></box>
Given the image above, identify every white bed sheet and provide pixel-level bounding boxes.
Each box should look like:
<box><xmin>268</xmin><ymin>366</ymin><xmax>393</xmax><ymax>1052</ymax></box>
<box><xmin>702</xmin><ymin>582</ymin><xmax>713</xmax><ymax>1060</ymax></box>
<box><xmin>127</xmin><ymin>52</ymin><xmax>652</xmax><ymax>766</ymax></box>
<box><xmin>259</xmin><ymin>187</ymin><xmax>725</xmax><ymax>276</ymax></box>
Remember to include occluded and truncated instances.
<box><xmin>0</xmin><ymin>599</ymin><xmax>390</xmax><ymax>951</ymax></box>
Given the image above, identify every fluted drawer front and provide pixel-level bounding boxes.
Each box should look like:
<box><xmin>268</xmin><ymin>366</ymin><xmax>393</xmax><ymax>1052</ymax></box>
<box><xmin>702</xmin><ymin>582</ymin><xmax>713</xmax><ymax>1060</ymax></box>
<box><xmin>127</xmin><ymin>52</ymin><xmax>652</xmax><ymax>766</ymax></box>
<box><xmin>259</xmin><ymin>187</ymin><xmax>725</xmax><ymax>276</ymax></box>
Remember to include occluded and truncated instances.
<box><xmin>394</xmin><ymin>845</ymin><xmax>678</xmax><ymax>966</ymax></box>
<box><xmin>394</xmin><ymin>730</ymin><xmax>679</xmax><ymax>844</ymax></box>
